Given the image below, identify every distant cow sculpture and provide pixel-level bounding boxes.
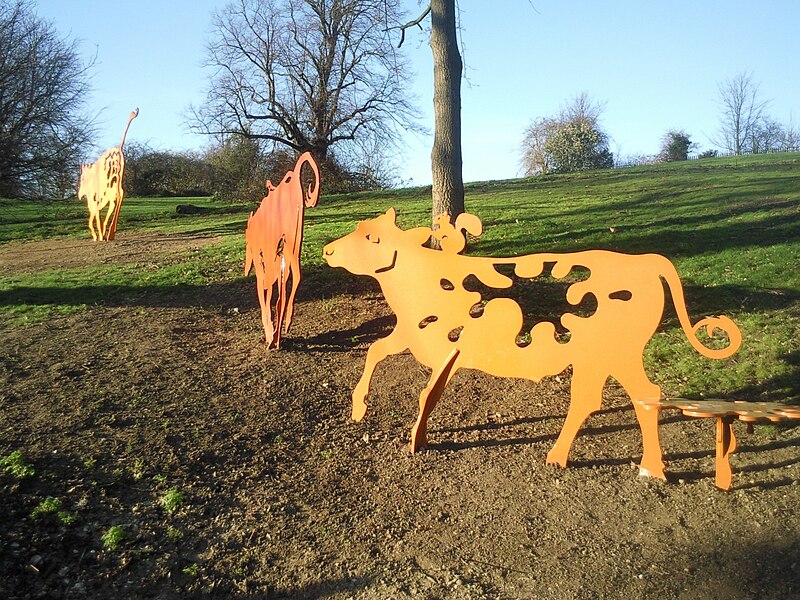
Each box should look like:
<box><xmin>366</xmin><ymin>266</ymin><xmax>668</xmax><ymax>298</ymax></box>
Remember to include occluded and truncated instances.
<box><xmin>245</xmin><ymin>152</ymin><xmax>320</xmax><ymax>349</ymax></box>
<box><xmin>78</xmin><ymin>108</ymin><xmax>139</xmax><ymax>241</ymax></box>
<box><xmin>323</xmin><ymin>208</ymin><xmax>742</xmax><ymax>479</ymax></box>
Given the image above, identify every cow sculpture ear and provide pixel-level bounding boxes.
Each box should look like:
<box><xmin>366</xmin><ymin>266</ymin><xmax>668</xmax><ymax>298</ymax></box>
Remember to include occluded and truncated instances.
<box><xmin>385</xmin><ymin>207</ymin><xmax>397</xmax><ymax>222</ymax></box>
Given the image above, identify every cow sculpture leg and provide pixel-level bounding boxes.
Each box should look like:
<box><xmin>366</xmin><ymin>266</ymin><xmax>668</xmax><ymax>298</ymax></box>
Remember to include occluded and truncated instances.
<box><xmin>410</xmin><ymin>349</ymin><xmax>460</xmax><ymax>453</ymax></box>
<box><xmin>101</xmin><ymin>198</ymin><xmax>117</xmax><ymax>241</ymax></box>
<box><xmin>255</xmin><ymin>262</ymin><xmax>276</xmax><ymax>348</ymax></box>
<box><xmin>282</xmin><ymin>255</ymin><xmax>301</xmax><ymax>333</ymax></box>
<box><xmin>282</xmin><ymin>226</ymin><xmax>303</xmax><ymax>332</ymax></box>
<box><xmin>273</xmin><ymin>256</ymin><xmax>287</xmax><ymax>349</ymax></box>
<box><xmin>351</xmin><ymin>331</ymin><xmax>407</xmax><ymax>421</ymax></box>
<box><xmin>88</xmin><ymin>209</ymin><xmax>99</xmax><ymax>241</ymax></box>
<box><xmin>620</xmin><ymin>368</ymin><xmax>665</xmax><ymax>479</ymax></box>
<box><xmin>546</xmin><ymin>368</ymin><xmax>607</xmax><ymax>468</ymax></box>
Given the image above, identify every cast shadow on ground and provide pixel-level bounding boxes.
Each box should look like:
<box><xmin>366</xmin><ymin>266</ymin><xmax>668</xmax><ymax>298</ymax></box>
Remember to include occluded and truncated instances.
<box><xmin>179</xmin><ymin>576</ymin><xmax>373</xmax><ymax>599</ymax></box>
<box><xmin>428</xmin><ymin>405</ymin><xmax>799</xmax><ymax>489</ymax></box>
<box><xmin>481</xmin><ymin>194</ymin><xmax>799</xmax><ymax>258</ymax></box>
<box><xmin>731</xmin><ymin>349</ymin><xmax>800</xmax><ymax>403</ymax></box>
<box><xmin>429</xmin><ymin>407</ymin><xmax>685</xmax><ymax>453</ymax></box>
<box><xmin>286</xmin><ymin>314</ymin><xmax>396</xmax><ymax>353</ymax></box>
<box><xmin>681</xmin><ymin>538</ymin><xmax>799</xmax><ymax>597</ymax></box>
<box><xmin>0</xmin><ymin>280</ymin><xmax>252</xmax><ymax>311</ymax></box>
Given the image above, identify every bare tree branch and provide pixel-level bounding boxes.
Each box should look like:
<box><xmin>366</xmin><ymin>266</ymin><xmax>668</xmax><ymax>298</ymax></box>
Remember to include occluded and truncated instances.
<box><xmin>393</xmin><ymin>3</ymin><xmax>430</xmax><ymax>48</ymax></box>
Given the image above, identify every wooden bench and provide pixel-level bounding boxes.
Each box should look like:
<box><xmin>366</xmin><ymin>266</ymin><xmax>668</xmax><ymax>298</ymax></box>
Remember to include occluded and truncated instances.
<box><xmin>638</xmin><ymin>399</ymin><xmax>800</xmax><ymax>490</ymax></box>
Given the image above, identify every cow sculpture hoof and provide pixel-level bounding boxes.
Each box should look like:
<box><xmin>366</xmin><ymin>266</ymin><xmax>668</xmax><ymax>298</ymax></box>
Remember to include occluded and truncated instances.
<box><xmin>409</xmin><ymin>438</ymin><xmax>427</xmax><ymax>454</ymax></box>
<box><xmin>545</xmin><ymin>449</ymin><xmax>568</xmax><ymax>468</ymax></box>
<box><xmin>637</xmin><ymin>465</ymin><xmax>666</xmax><ymax>480</ymax></box>
<box><xmin>351</xmin><ymin>400</ymin><xmax>368</xmax><ymax>422</ymax></box>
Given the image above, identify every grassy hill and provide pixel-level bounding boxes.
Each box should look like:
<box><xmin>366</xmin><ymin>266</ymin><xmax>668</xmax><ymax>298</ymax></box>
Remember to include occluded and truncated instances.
<box><xmin>1</xmin><ymin>152</ymin><xmax>799</xmax><ymax>402</ymax></box>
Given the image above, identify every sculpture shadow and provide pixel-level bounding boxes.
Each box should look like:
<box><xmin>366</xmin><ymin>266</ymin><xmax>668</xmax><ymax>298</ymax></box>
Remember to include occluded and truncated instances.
<box><xmin>429</xmin><ymin>406</ymin><xmax>686</xmax><ymax>455</ymax></box>
<box><xmin>286</xmin><ymin>314</ymin><xmax>396</xmax><ymax>353</ymax></box>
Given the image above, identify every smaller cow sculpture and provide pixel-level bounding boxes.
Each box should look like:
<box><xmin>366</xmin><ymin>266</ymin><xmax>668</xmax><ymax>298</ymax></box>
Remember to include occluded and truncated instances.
<box><xmin>245</xmin><ymin>152</ymin><xmax>320</xmax><ymax>349</ymax></box>
<box><xmin>78</xmin><ymin>108</ymin><xmax>139</xmax><ymax>241</ymax></box>
<box><xmin>323</xmin><ymin>208</ymin><xmax>742</xmax><ymax>479</ymax></box>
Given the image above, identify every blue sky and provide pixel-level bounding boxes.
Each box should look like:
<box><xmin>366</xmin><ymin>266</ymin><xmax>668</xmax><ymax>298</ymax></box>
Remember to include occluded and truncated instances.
<box><xmin>37</xmin><ymin>0</ymin><xmax>800</xmax><ymax>185</ymax></box>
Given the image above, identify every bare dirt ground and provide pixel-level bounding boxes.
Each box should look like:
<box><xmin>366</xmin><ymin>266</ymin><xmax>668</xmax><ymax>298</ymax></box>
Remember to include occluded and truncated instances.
<box><xmin>1</xmin><ymin>233</ymin><xmax>799</xmax><ymax>599</ymax></box>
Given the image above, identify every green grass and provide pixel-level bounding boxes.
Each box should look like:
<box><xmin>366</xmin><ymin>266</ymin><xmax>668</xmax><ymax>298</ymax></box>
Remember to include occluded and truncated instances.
<box><xmin>1</xmin><ymin>153</ymin><xmax>799</xmax><ymax>402</ymax></box>
<box><xmin>0</xmin><ymin>196</ymin><xmax>249</xmax><ymax>242</ymax></box>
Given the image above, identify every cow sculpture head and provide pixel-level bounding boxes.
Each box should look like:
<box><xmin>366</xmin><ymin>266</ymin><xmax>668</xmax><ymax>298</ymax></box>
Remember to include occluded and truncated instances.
<box><xmin>323</xmin><ymin>208</ymin><xmax>402</xmax><ymax>275</ymax></box>
<box><xmin>77</xmin><ymin>163</ymin><xmax>93</xmax><ymax>204</ymax></box>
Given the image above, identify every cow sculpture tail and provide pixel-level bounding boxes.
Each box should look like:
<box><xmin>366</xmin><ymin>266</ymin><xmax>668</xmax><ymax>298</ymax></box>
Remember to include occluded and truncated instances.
<box><xmin>659</xmin><ymin>257</ymin><xmax>742</xmax><ymax>359</ymax></box>
<box><xmin>106</xmin><ymin>108</ymin><xmax>140</xmax><ymax>240</ymax></box>
<box><xmin>119</xmin><ymin>108</ymin><xmax>140</xmax><ymax>152</ymax></box>
<box><xmin>295</xmin><ymin>152</ymin><xmax>320</xmax><ymax>208</ymax></box>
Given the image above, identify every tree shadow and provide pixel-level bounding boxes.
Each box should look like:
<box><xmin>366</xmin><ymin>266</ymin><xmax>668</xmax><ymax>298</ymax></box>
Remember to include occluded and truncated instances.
<box><xmin>729</xmin><ymin>349</ymin><xmax>800</xmax><ymax>403</ymax></box>
<box><xmin>178</xmin><ymin>576</ymin><xmax>374</xmax><ymax>599</ymax></box>
<box><xmin>680</xmin><ymin>539</ymin><xmax>800</xmax><ymax>597</ymax></box>
<box><xmin>477</xmin><ymin>196</ymin><xmax>799</xmax><ymax>258</ymax></box>
<box><xmin>0</xmin><ymin>279</ymin><xmax>254</xmax><ymax>311</ymax></box>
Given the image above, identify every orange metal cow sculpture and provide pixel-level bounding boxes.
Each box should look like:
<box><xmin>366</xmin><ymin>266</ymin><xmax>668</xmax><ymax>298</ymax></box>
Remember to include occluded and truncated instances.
<box><xmin>323</xmin><ymin>208</ymin><xmax>742</xmax><ymax>479</ymax></box>
<box><xmin>78</xmin><ymin>108</ymin><xmax>139</xmax><ymax>241</ymax></box>
<box><xmin>245</xmin><ymin>152</ymin><xmax>320</xmax><ymax>348</ymax></box>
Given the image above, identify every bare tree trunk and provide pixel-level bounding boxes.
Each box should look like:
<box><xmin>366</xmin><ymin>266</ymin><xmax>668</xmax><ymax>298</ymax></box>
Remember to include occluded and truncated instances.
<box><xmin>429</xmin><ymin>0</ymin><xmax>464</xmax><ymax>225</ymax></box>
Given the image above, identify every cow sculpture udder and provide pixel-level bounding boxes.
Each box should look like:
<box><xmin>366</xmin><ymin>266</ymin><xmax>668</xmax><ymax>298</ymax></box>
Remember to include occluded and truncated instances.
<box><xmin>323</xmin><ymin>208</ymin><xmax>742</xmax><ymax>479</ymax></box>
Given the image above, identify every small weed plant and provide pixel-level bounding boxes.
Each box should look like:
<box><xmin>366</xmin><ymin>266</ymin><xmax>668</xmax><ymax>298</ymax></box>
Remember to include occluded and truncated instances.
<box><xmin>130</xmin><ymin>458</ymin><xmax>146</xmax><ymax>480</ymax></box>
<box><xmin>31</xmin><ymin>497</ymin><xmax>77</xmax><ymax>525</ymax></box>
<box><xmin>160</xmin><ymin>487</ymin><xmax>185</xmax><ymax>513</ymax></box>
<box><xmin>57</xmin><ymin>511</ymin><xmax>77</xmax><ymax>526</ymax></box>
<box><xmin>31</xmin><ymin>497</ymin><xmax>61</xmax><ymax>518</ymax></box>
<box><xmin>1</xmin><ymin>449</ymin><xmax>35</xmax><ymax>479</ymax></box>
<box><xmin>101</xmin><ymin>526</ymin><xmax>124</xmax><ymax>550</ymax></box>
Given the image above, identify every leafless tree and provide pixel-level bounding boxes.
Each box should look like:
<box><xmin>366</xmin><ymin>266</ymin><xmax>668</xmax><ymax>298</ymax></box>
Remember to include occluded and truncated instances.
<box><xmin>751</xmin><ymin>116</ymin><xmax>784</xmax><ymax>154</ymax></box>
<box><xmin>520</xmin><ymin>117</ymin><xmax>558</xmax><ymax>176</ymax></box>
<box><xmin>0</xmin><ymin>0</ymin><xmax>95</xmax><ymax>198</ymax></box>
<box><xmin>779</xmin><ymin>117</ymin><xmax>800</xmax><ymax>152</ymax></box>
<box><xmin>190</xmin><ymin>0</ymin><xmax>417</xmax><ymax>179</ymax></box>
<box><xmin>560</xmin><ymin>90</ymin><xmax>605</xmax><ymax>126</ymax></box>
<box><xmin>714</xmin><ymin>71</ymin><xmax>769</xmax><ymax>155</ymax></box>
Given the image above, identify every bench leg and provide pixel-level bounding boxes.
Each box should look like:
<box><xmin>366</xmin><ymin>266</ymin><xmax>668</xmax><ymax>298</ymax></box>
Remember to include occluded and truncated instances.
<box><xmin>715</xmin><ymin>416</ymin><xmax>736</xmax><ymax>491</ymax></box>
